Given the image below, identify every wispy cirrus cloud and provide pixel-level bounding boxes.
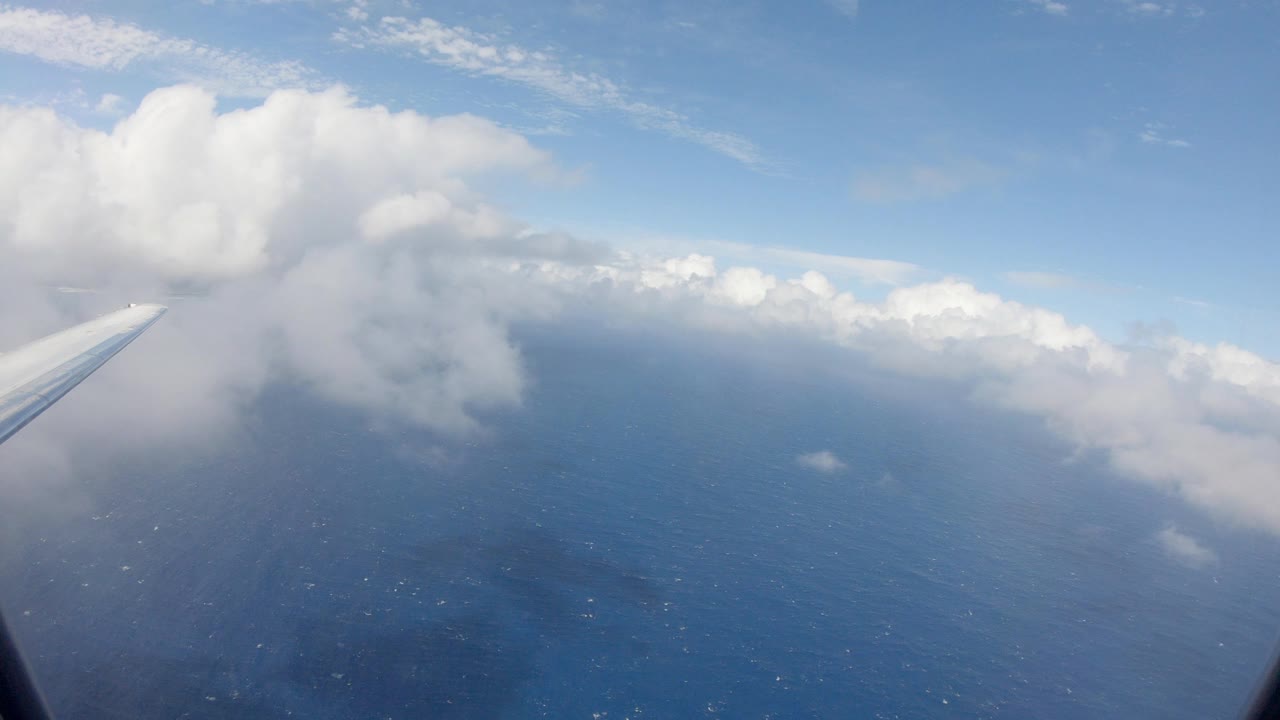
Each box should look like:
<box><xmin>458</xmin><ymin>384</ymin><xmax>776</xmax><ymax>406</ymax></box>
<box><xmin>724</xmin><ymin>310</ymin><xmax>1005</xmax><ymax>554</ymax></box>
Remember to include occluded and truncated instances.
<box><xmin>0</xmin><ymin>5</ymin><xmax>318</xmax><ymax>96</ymax></box>
<box><xmin>333</xmin><ymin>16</ymin><xmax>765</xmax><ymax>169</ymax></box>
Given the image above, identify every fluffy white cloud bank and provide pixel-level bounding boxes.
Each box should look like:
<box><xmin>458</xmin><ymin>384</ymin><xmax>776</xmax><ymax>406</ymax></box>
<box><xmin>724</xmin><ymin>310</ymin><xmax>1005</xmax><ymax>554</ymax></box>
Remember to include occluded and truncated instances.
<box><xmin>522</xmin><ymin>252</ymin><xmax>1280</xmax><ymax>535</ymax></box>
<box><xmin>532</xmin><ymin>254</ymin><xmax>1128</xmax><ymax>374</ymax></box>
<box><xmin>1</xmin><ymin>85</ymin><xmax>1278</xmax><ymax>541</ymax></box>
<box><xmin>0</xmin><ymin>84</ymin><xmax>571</xmax><ymax>472</ymax></box>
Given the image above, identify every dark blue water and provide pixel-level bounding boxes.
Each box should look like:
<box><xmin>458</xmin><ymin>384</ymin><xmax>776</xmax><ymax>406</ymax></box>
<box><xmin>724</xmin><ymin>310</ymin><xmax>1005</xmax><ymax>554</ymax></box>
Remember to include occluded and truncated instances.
<box><xmin>4</xmin><ymin>321</ymin><xmax>1280</xmax><ymax>718</ymax></box>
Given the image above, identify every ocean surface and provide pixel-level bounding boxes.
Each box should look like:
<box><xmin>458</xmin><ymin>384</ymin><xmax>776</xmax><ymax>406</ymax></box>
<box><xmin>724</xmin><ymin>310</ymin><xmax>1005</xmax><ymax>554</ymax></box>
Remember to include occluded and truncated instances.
<box><xmin>3</xmin><ymin>320</ymin><xmax>1280</xmax><ymax>718</ymax></box>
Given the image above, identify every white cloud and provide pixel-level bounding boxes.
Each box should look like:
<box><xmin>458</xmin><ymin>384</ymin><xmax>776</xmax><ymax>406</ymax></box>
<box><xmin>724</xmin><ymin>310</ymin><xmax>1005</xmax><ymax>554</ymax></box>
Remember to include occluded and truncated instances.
<box><xmin>798</xmin><ymin>450</ymin><xmax>847</xmax><ymax>473</ymax></box>
<box><xmin>1163</xmin><ymin>337</ymin><xmax>1280</xmax><ymax>406</ymax></box>
<box><xmin>825</xmin><ymin>0</ymin><xmax>859</xmax><ymax>19</ymax></box>
<box><xmin>715</xmin><ymin>266</ymin><xmax>777</xmax><ymax>306</ymax></box>
<box><xmin>1027</xmin><ymin>0</ymin><xmax>1069</xmax><ymax>16</ymax></box>
<box><xmin>357</xmin><ymin>190</ymin><xmax>515</xmax><ymax>244</ymax></box>
<box><xmin>0</xmin><ymin>6</ymin><xmax>162</xmax><ymax>69</ymax></box>
<box><xmin>1139</xmin><ymin>122</ymin><xmax>1191</xmax><ymax>148</ymax></box>
<box><xmin>1156</xmin><ymin>526</ymin><xmax>1218</xmax><ymax>568</ymax></box>
<box><xmin>524</xmin><ymin>252</ymin><xmax>1280</xmax><ymax>535</ymax></box>
<box><xmin>0</xmin><ymin>83</ymin><xmax>568</xmax><ymax>475</ymax></box>
<box><xmin>0</xmin><ymin>6</ymin><xmax>317</xmax><ymax>96</ymax></box>
<box><xmin>852</xmin><ymin>159</ymin><xmax>1004</xmax><ymax>203</ymax></box>
<box><xmin>1118</xmin><ymin>1</ymin><xmax>1204</xmax><ymax>18</ymax></box>
<box><xmin>639</xmin><ymin>253</ymin><xmax>717</xmax><ymax>290</ymax></box>
<box><xmin>545</xmin><ymin>254</ymin><xmax>1130</xmax><ymax>373</ymax></box>
<box><xmin>344</xmin><ymin>2</ymin><xmax>369</xmax><ymax>22</ymax></box>
<box><xmin>628</xmin><ymin>236</ymin><xmax>920</xmax><ymax>287</ymax></box>
<box><xmin>1121</xmin><ymin>0</ymin><xmax>1175</xmax><ymax>16</ymax></box>
<box><xmin>92</xmin><ymin>92</ymin><xmax>125</xmax><ymax>116</ymax></box>
<box><xmin>333</xmin><ymin>16</ymin><xmax>763</xmax><ymax>168</ymax></box>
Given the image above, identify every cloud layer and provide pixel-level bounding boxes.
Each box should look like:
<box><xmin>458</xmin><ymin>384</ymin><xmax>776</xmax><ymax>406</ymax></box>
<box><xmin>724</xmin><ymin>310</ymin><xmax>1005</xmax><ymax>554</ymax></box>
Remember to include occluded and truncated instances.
<box><xmin>523</xmin><ymin>251</ymin><xmax>1280</xmax><ymax>534</ymax></box>
<box><xmin>1</xmin><ymin>85</ymin><xmax>1278</xmax><ymax>542</ymax></box>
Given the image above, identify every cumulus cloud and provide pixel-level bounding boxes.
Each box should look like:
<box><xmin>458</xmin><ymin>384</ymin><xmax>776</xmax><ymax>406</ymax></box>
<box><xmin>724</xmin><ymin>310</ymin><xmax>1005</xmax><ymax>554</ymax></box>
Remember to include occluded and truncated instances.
<box><xmin>797</xmin><ymin>451</ymin><xmax>848</xmax><ymax>473</ymax></box>
<box><xmin>537</xmin><ymin>253</ymin><xmax>1129</xmax><ymax>374</ymax></box>
<box><xmin>0</xmin><ymin>6</ymin><xmax>316</xmax><ymax>96</ymax></box>
<box><xmin>1163</xmin><ymin>337</ymin><xmax>1280</xmax><ymax>406</ymax></box>
<box><xmin>622</xmin><ymin>237</ymin><xmax>919</xmax><ymax>287</ymax></box>
<box><xmin>1156</xmin><ymin>526</ymin><xmax>1218</xmax><ymax>568</ymax></box>
<box><xmin>332</xmin><ymin>16</ymin><xmax>763</xmax><ymax>168</ymax></box>
<box><xmin>0</xmin><ymin>83</ymin><xmax>572</xmax><ymax>480</ymax></box>
<box><xmin>1</xmin><ymin>85</ymin><xmax>560</xmax><ymax>281</ymax></box>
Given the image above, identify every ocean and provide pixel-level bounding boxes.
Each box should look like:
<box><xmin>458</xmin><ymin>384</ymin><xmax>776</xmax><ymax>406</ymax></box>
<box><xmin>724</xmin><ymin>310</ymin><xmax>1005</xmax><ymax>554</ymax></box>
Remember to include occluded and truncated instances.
<box><xmin>3</xmin><ymin>319</ymin><xmax>1280</xmax><ymax>718</ymax></box>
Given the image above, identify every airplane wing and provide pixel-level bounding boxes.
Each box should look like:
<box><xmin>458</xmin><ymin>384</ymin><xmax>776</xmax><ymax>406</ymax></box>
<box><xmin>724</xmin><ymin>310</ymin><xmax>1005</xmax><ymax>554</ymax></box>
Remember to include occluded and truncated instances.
<box><xmin>0</xmin><ymin>304</ymin><xmax>167</xmax><ymax>446</ymax></box>
<box><xmin>0</xmin><ymin>303</ymin><xmax>166</xmax><ymax>720</ymax></box>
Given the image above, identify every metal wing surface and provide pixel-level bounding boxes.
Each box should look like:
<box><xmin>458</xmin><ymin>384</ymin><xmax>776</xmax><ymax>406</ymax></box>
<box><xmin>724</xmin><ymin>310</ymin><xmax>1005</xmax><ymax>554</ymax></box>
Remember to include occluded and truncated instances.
<box><xmin>0</xmin><ymin>304</ymin><xmax>167</xmax><ymax>446</ymax></box>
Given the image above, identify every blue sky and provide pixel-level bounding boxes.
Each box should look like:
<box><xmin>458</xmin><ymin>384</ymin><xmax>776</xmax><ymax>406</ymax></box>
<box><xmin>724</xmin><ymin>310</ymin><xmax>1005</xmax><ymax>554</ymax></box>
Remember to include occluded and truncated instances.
<box><xmin>0</xmin><ymin>0</ymin><xmax>1277</xmax><ymax>354</ymax></box>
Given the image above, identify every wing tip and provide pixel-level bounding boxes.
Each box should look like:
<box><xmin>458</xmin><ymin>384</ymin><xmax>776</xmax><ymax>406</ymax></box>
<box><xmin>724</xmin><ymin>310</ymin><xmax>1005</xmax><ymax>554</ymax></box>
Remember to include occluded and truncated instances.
<box><xmin>126</xmin><ymin>302</ymin><xmax>168</xmax><ymax>315</ymax></box>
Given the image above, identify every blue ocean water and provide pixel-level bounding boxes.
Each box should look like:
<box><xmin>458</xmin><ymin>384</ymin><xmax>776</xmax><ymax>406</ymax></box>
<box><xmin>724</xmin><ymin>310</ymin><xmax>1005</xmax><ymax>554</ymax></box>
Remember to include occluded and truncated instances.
<box><xmin>4</xmin><ymin>320</ymin><xmax>1280</xmax><ymax>718</ymax></box>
